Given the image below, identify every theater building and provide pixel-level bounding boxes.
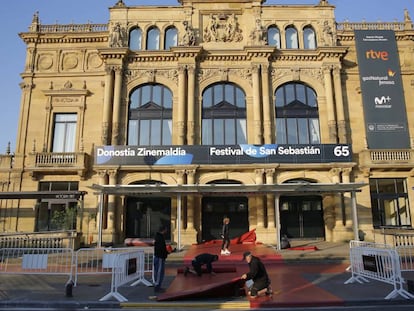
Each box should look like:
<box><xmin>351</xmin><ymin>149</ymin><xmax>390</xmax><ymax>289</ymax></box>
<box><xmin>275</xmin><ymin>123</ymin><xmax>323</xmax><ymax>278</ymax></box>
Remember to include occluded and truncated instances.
<box><xmin>0</xmin><ymin>0</ymin><xmax>413</xmax><ymax>248</ymax></box>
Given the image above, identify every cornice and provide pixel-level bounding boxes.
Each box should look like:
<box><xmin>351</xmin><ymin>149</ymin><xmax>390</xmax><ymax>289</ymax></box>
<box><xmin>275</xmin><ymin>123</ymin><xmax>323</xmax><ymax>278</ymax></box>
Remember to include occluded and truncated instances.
<box><xmin>19</xmin><ymin>33</ymin><xmax>108</xmax><ymax>45</ymax></box>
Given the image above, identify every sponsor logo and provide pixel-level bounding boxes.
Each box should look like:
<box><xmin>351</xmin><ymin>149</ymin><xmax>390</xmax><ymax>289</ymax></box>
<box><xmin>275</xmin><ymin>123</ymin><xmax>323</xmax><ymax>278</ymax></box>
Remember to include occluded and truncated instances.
<box><xmin>365</xmin><ymin>49</ymin><xmax>389</xmax><ymax>61</ymax></box>
<box><xmin>374</xmin><ymin>95</ymin><xmax>392</xmax><ymax>108</ymax></box>
<box><xmin>361</xmin><ymin>69</ymin><xmax>396</xmax><ymax>86</ymax></box>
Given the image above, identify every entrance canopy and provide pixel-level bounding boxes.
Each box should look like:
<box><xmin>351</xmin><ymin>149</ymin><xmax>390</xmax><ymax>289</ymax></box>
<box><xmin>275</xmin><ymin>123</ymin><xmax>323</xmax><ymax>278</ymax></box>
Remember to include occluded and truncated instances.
<box><xmin>89</xmin><ymin>182</ymin><xmax>366</xmax><ymax>196</ymax></box>
<box><xmin>0</xmin><ymin>191</ymin><xmax>87</xmax><ymax>200</ymax></box>
<box><xmin>90</xmin><ymin>182</ymin><xmax>366</xmax><ymax>249</ymax></box>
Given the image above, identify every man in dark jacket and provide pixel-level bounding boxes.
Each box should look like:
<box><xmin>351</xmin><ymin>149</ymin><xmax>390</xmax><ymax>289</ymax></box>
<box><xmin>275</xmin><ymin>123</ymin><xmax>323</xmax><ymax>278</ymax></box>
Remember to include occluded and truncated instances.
<box><xmin>153</xmin><ymin>225</ymin><xmax>169</xmax><ymax>292</ymax></box>
<box><xmin>184</xmin><ymin>253</ymin><xmax>219</xmax><ymax>276</ymax></box>
<box><xmin>241</xmin><ymin>251</ymin><xmax>272</xmax><ymax>297</ymax></box>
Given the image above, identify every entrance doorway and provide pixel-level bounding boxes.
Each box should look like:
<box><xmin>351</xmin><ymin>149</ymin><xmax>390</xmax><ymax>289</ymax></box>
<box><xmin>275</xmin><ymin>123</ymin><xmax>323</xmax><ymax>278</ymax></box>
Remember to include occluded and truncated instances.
<box><xmin>201</xmin><ymin>196</ymin><xmax>249</xmax><ymax>242</ymax></box>
<box><xmin>280</xmin><ymin>195</ymin><xmax>325</xmax><ymax>239</ymax></box>
<box><xmin>125</xmin><ymin>197</ymin><xmax>171</xmax><ymax>240</ymax></box>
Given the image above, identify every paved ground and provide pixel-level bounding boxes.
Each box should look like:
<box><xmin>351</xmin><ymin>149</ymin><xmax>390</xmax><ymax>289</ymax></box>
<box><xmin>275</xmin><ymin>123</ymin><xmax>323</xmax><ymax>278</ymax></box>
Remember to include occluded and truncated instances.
<box><xmin>0</xmin><ymin>240</ymin><xmax>413</xmax><ymax>309</ymax></box>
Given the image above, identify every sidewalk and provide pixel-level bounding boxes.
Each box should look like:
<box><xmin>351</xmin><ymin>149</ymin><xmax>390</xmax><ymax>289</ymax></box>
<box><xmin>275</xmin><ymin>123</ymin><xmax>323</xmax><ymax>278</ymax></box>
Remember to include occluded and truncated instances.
<box><xmin>0</xmin><ymin>241</ymin><xmax>413</xmax><ymax>309</ymax></box>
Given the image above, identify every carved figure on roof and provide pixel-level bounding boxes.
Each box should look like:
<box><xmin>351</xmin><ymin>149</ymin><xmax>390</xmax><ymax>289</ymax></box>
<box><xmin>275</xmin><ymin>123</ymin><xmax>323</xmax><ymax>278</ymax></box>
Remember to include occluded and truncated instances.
<box><xmin>109</xmin><ymin>22</ymin><xmax>126</xmax><ymax>47</ymax></box>
<box><xmin>180</xmin><ymin>21</ymin><xmax>196</xmax><ymax>46</ymax></box>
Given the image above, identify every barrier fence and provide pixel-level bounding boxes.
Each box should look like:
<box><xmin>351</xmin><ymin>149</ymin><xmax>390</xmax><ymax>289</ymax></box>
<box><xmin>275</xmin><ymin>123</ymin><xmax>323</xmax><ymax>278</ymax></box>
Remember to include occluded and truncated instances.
<box><xmin>74</xmin><ymin>246</ymin><xmax>153</xmax><ymax>286</ymax></box>
<box><xmin>0</xmin><ymin>247</ymin><xmax>74</xmax><ymax>283</ymax></box>
<box><xmin>0</xmin><ymin>246</ymin><xmax>155</xmax><ymax>301</ymax></box>
<box><xmin>99</xmin><ymin>250</ymin><xmax>151</xmax><ymax>302</ymax></box>
<box><xmin>345</xmin><ymin>240</ymin><xmax>414</xmax><ymax>299</ymax></box>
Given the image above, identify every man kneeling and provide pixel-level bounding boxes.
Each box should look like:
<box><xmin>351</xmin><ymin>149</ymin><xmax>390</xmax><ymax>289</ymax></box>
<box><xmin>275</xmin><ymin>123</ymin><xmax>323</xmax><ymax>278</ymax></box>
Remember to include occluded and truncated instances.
<box><xmin>241</xmin><ymin>251</ymin><xmax>272</xmax><ymax>298</ymax></box>
<box><xmin>184</xmin><ymin>253</ymin><xmax>219</xmax><ymax>276</ymax></box>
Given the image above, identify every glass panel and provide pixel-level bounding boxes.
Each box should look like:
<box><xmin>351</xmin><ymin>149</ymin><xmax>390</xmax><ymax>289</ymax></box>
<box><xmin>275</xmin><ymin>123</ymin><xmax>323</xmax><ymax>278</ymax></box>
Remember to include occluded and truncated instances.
<box><xmin>153</xmin><ymin>85</ymin><xmax>162</xmax><ymax>105</ymax></box>
<box><xmin>285</xmin><ymin>84</ymin><xmax>295</xmax><ymax>105</ymax></box>
<box><xmin>165</xmin><ymin>27</ymin><xmax>178</xmax><ymax>49</ymax></box>
<box><xmin>276</xmin><ymin>118</ymin><xmax>287</xmax><ymax>144</ymax></box>
<box><xmin>130</xmin><ymin>89</ymin><xmax>139</xmax><ymax>108</ymax></box>
<box><xmin>287</xmin><ymin>119</ymin><xmax>298</xmax><ymax>144</ymax></box>
<box><xmin>307</xmin><ymin>87</ymin><xmax>317</xmax><ymax>107</ymax></box>
<box><xmin>203</xmin><ymin>88</ymin><xmax>212</xmax><ymax>107</ymax></box>
<box><xmin>65</xmin><ymin>122</ymin><xmax>76</xmax><ymax>152</ymax></box>
<box><xmin>275</xmin><ymin>87</ymin><xmax>284</xmax><ymax>107</ymax></box>
<box><xmin>202</xmin><ymin>120</ymin><xmax>212</xmax><ymax>145</ymax></box>
<box><xmin>162</xmin><ymin>120</ymin><xmax>172</xmax><ymax>145</ymax></box>
<box><xmin>224</xmin><ymin>119</ymin><xmax>235</xmax><ymax>144</ymax></box>
<box><xmin>163</xmin><ymin>88</ymin><xmax>172</xmax><ymax>108</ymax></box>
<box><xmin>236</xmin><ymin>119</ymin><xmax>247</xmax><ymax>144</ymax></box>
<box><xmin>304</xmin><ymin>27</ymin><xmax>316</xmax><ymax>49</ymax></box>
<box><xmin>235</xmin><ymin>88</ymin><xmax>245</xmax><ymax>107</ymax></box>
<box><xmin>214</xmin><ymin>119</ymin><xmax>224</xmax><ymax>144</ymax></box>
<box><xmin>128</xmin><ymin>120</ymin><xmax>138</xmax><ymax>145</ymax></box>
<box><xmin>398</xmin><ymin>197</ymin><xmax>410</xmax><ymax>226</ymax></box>
<box><xmin>285</xmin><ymin>27</ymin><xmax>298</xmax><ymax>49</ymax></box>
<box><xmin>383</xmin><ymin>198</ymin><xmax>397</xmax><ymax>226</ymax></box>
<box><xmin>141</xmin><ymin>85</ymin><xmax>151</xmax><ymax>105</ymax></box>
<box><xmin>309</xmin><ymin>119</ymin><xmax>321</xmax><ymax>143</ymax></box>
<box><xmin>224</xmin><ymin>84</ymin><xmax>233</xmax><ymax>102</ymax></box>
<box><xmin>129</xmin><ymin>28</ymin><xmax>142</xmax><ymax>51</ymax></box>
<box><xmin>297</xmin><ymin>118</ymin><xmax>309</xmax><ymax>144</ymax></box>
<box><xmin>151</xmin><ymin>120</ymin><xmax>161</xmax><ymax>145</ymax></box>
<box><xmin>296</xmin><ymin>84</ymin><xmax>306</xmax><ymax>103</ymax></box>
<box><xmin>52</xmin><ymin>114</ymin><xmax>77</xmax><ymax>152</ymax></box>
<box><xmin>147</xmin><ymin>28</ymin><xmax>160</xmax><ymax>50</ymax></box>
<box><xmin>267</xmin><ymin>27</ymin><xmax>280</xmax><ymax>48</ymax></box>
<box><xmin>140</xmin><ymin>120</ymin><xmax>150</xmax><ymax>145</ymax></box>
<box><xmin>214</xmin><ymin>84</ymin><xmax>224</xmax><ymax>104</ymax></box>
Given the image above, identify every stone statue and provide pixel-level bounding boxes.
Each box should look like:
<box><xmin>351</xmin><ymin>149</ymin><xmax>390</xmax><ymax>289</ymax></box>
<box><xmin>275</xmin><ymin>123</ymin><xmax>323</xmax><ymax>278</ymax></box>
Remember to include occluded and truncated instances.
<box><xmin>180</xmin><ymin>21</ymin><xmax>196</xmax><ymax>46</ymax></box>
<box><xmin>109</xmin><ymin>22</ymin><xmax>125</xmax><ymax>47</ymax></box>
<box><xmin>250</xmin><ymin>19</ymin><xmax>267</xmax><ymax>45</ymax></box>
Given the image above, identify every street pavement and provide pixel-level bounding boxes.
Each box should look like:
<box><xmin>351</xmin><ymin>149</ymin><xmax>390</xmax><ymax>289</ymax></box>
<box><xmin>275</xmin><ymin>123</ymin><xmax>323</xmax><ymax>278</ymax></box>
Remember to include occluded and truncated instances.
<box><xmin>0</xmin><ymin>240</ymin><xmax>413</xmax><ymax>309</ymax></box>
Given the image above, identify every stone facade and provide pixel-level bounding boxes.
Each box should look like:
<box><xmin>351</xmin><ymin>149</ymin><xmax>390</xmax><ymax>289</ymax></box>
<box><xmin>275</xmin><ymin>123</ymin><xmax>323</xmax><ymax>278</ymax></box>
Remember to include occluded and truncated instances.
<box><xmin>0</xmin><ymin>0</ymin><xmax>413</xmax><ymax>248</ymax></box>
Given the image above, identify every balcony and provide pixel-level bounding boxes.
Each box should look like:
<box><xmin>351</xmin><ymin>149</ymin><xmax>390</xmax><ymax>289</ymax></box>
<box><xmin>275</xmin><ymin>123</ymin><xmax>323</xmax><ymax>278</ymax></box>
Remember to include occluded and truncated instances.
<box><xmin>359</xmin><ymin>149</ymin><xmax>414</xmax><ymax>173</ymax></box>
<box><xmin>27</xmin><ymin>152</ymin><xmax>89</xmax><ymax>180</ymax></box>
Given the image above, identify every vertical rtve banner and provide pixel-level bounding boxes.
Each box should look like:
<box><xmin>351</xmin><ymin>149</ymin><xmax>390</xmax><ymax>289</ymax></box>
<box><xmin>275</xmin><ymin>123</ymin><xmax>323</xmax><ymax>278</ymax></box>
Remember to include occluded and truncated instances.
<box><xmin>355</xmin><ymin>30</ymin><xmax>410</xmax><ymax>149</ymax></box>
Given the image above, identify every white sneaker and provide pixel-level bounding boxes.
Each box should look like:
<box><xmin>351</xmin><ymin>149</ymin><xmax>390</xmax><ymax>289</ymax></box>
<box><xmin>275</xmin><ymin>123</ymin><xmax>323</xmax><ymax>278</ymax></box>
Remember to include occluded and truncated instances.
<box><xmin>224</xmin><ymin>250</ymin><xmax>231</xmax><ymax>255</ymax></box>
<box><xmin>221</xmin><ymin>250</ymin><xmax>226</xmax><ymax>255</ymax></box>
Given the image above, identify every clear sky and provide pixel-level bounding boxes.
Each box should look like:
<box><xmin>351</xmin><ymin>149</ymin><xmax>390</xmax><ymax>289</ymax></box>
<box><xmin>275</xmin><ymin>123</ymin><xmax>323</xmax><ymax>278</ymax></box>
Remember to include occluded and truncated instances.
<box><xmin>0</xmin><ymin>0</ymin><xmax>412</xmax><ymax>153</ymax></box>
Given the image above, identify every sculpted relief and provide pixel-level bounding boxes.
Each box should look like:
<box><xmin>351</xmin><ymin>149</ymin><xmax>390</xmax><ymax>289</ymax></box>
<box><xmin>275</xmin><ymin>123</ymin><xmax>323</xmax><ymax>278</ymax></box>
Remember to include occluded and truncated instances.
<box><xmin>203</xmin><ymin>13</ymin><xmax>243</xmax><ymax>43</ymax></box>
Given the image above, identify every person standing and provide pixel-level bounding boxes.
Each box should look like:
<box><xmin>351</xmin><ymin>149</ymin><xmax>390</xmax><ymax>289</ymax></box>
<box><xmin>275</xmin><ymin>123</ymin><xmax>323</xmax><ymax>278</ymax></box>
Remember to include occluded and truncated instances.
<box><xmin>184</xmin><ymin>253</ymin><xmax>219</xmax><ymax>276</ymax></box>
<box><xmin>153</xmin><ymin>225</ymin><xmax>169</xmax><ymax>293</ymax></box>
<box><xmin>221</xmin><ymin>216</ymin><xmax>231</xmax><ymax>255</ymax></box>
<box><xmin>241</xmin><ymin>251</ymin><xmax>272</xmax><ymax>298</ymax></box>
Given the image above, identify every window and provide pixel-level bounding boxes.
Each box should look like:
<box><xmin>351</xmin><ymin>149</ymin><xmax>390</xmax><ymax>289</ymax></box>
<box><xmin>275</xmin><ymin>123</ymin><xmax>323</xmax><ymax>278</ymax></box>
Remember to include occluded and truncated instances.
<box><xmin>370</xmin><ymin>178</ymin><xmax>411</xmax><ymax>229</ymax></box>
<box><xmin>267</xmin><ymin>26</ymin><xmax>280</xmax><ymax>48</ymax></box>
<box><xmin>35</xmin><ymin>182</ymin><xmax>79</xmax><ymax>232</ymax></box>
<box><xmin>202</xmin><ymin>83</ymin><xmax>247</xmax><ymax>145</ymax></box>
<box><xmin>275</xmin><ymin>83</ymin><xmax>320</xmax><ymax>144</ymax></box>
<box><xmin>128</xmin><ymin>84</ymin><xmax>173</xmax><ymax>145</ymax></box>
<box><xmin>52</xmin><ymin>113</ymin><xmax>77</xmax><ymax>152</ymax></box>
<box><xmin>147</xmin><ymin>27</ymin><xmax>160</xmax><ymax>50</ymax></box>
<box><xmin>285</xmin><ymin>26</ymin><xmax>298</xmax><ymax>49</ymax></box>
<box><xmin>303</xmin><ymin>26</ymin><xmax>316</xmax><ymax>49</ymax></box>
<box><xmin>165</xmin><ymin>27</ymin><xmax>178</xmax><ymax>50</ymax></box>
<box><xmin>129</xmin><ymin>27</ymin><xmax>142</xmax><ymax>51</ymax></box>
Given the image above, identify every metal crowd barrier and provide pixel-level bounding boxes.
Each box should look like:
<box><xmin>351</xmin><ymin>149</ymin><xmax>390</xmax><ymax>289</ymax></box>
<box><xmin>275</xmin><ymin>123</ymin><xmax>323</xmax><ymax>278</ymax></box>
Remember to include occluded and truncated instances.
<box><xmin>74</xmin><ymin>246</ymin><xmax>153</xmax><ymax>286</ymax></box>
<box><xmin>345</xmin><ymin>240</ymin><xmax>414</xmax><ymax>299</ymax></box>
<box><xmin>0</xmin><ymin>247</ymin><xmax>73</xmax><ymax>283</ymax></box>
<box><xmin>99</xmin><ymin>250</ymin><xmax>151</xmax><ymax>302</ymax></box>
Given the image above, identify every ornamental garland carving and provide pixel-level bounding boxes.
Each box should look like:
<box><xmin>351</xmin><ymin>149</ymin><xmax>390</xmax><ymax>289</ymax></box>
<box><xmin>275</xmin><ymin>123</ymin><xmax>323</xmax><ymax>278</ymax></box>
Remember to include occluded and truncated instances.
<box><xmin>271</xmin><ymin>68</ymin><xmax>323</xmax><ymax>84</ymax></box>
<box><xmin>203</xmin><ymin>13</ymin><xmax>243</xmax><ymax>43</ymax></box>
<box><xmin>199</xmin><ymin>68</ymin><xmax>252</xmax><ymax>86</ymax></box>
<box><xmin>125</xmin><ymin>69</ymin><xmax>179</xmax><ymax>85</ymax></box>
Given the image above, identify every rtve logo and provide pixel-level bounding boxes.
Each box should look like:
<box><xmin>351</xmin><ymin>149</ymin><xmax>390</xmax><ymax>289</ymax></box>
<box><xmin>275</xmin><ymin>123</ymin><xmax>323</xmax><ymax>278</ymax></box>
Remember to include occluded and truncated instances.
<box><xmin>365</xmin><ymin>49</ymin><xmax>389</xmax><ymax>61</ymax></box>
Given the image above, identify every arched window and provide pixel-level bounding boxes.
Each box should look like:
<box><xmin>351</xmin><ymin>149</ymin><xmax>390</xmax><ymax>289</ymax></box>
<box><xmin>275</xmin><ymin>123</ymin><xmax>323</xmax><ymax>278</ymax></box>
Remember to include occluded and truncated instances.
<box><xmin>165</xmin><ymin>26</ymin><xmax>178</xmax><ymax>50</ymax></box>
<box><xmin>128</xmin><ymin>84</ymin><xmax>173</xmax><ymax>145</ymax></box>
<box><xmin>202</xmin><ymin>82</ymin><xmax>247</xmax><ymax>145</ymax></box>
<box><xmin>303</xmin><ymin>26</ymin><xmax>316</xmax><ymax>49</ymax></box>
<box><xmin>129</xmin><ymin>27</ymin><xmax>142</xmax><ymax>51</ymax></box>
<box><xmin>274</xmin><ymin>83</ymin><xmax>320</xmax><ymax>144</ymax></box>
<box><xmin>267</xmin><ymin>26</ymin><xmax>280</xmax><ymax>48</ymax></box>
<box><xmin>285</xmin><ymin>26</ymin><xmax>298</xmax><ymax>49</ymax></box>
<box><xmin>147</xmin><ymin>27</ymin><xmax>160</xmax><ymax>50</ymax></box>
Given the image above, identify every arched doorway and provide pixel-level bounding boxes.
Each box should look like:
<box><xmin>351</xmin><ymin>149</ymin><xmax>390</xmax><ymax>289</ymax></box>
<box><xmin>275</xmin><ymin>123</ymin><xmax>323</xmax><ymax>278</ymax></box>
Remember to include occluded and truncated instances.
<box><xmin>201</xmin><ymin>180</ymin><xmax>249</xmax><ymax>242</ymax></box>
<box><xmin>125</xmin><ymin>181</ymin><xmax>171</xmax><ymax>240</ymax></box>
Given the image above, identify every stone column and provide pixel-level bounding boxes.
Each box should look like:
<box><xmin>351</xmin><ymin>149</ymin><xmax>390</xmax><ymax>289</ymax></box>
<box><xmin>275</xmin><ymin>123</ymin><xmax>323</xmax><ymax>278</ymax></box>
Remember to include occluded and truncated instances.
<box><xmin>265</xmin><ymin>168</ymin><xmax>276</xmax><ymax>228</ymax></box>
<box><xmin>323</xmin><ymin>65</ymin><xmax>337</xmax><ymax>143</ymax></box>
<box><xmin>255</xmin><ymin>169</ymin><xmax>265</xmax><ymax>229</ymax></box>
<box><xmin>333</xmin><ymin>66</ymin><xmax>347</xmax><ymax>143</ymax></box>
<box><xmin>177</xmin><ymin>65</ymin><xmax>187</xmax><ymax>144</ymax></box>
<box><xmin>261</xmin><ymin>64</ymin><xmax>272</xmax><ymax>143</ymax></box>
<box><xmin>187</xmin><ymin>65</ymin><xmax>196</xmax><ymax>144</ymax></box>
<box><xmin>107</xmin><ymin>169</ymin><xmax>118</xmax><ymax>236</ymax></box>
<box><xmin>102</xmin><ymin>67</ymin><xmax>114</xmax><ymax>145</ymax></box>
<box><xmin>111</xmin><ymin>66</ymin><xmax>123</xmax><ymax>145</ymax></box>
<box><xmin>252</xmin><ymin>65</ymin><xmax>262</xmax><ymax>144</ymax></box>
<box><xmin>182</xmin><ymin>169</ymin><xmax>197</xmax><ymax>244</ymax></box>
